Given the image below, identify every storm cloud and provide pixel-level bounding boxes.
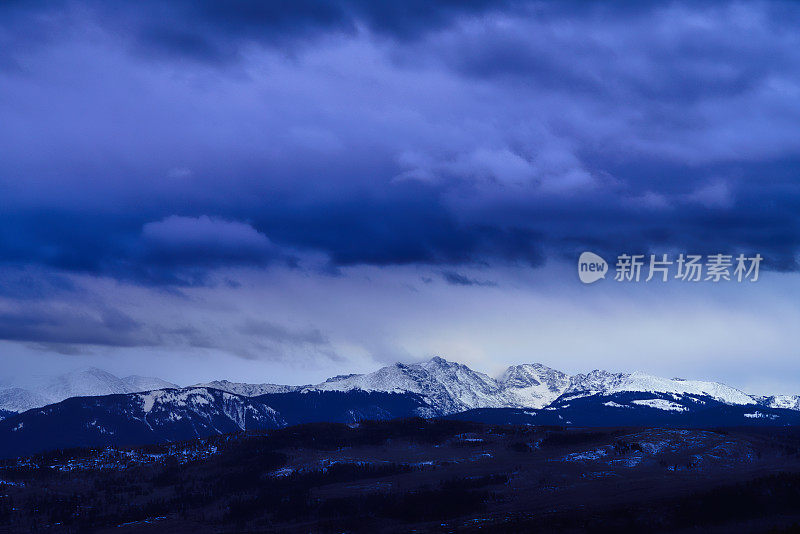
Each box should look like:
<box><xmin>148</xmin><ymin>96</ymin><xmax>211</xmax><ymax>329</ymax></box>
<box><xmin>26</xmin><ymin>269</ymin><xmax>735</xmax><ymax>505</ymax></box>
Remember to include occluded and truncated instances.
<box><xmin>0</xmin><ymin>0</ymin><xmax>799</xmax><ymax>377</ymax></box>
<box><xmin>1</xmin><ymin>0</ymin><xmax>798</xmax><ymax>281</ymax></box>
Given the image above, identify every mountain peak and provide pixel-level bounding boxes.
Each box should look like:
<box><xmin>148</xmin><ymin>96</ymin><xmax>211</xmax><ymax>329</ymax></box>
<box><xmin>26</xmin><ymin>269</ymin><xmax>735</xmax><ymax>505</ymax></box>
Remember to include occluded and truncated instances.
<box><xmin>500</xmin><ymin>362</ymin><xmax>568</xmax><ymax>381</ymax></box>
<box><xmin>311</xmin><ymin>356</ymin><xmax>506</xmax><ymax>415</ymax></box>
<box><xmin>499</xmin><ymin>363</ymin><xmax>571</xmax><ymax>408</ymax></box>
<box><xmin>71</xmin><ymin>367</ymin><xmax>121</xmax><ymax>380</ymax></box>
<box><xmin>0</xmin><ymin>368</ymin><xmax>178</xmax><ymax>414</ymax></box>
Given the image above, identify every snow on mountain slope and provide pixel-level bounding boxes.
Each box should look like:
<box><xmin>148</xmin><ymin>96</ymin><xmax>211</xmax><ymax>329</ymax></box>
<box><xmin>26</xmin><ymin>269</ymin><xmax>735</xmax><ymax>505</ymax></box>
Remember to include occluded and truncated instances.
<box><xmin>499</xmin><ymin>363</ymin><xmax>570</xmax><ymax>408</ymax></box>
<box><xmin>0</xmin><ymin>368</ymin><xmax>179</xmax><ymax>413</ymax></box>
<box><xmin>562</xmin><ymin>370</ymin><xmax>756</xmax><ymax>406</ymax></box>
<box><xmin>630</xmin><ymin>398</ymin><xmax>688</xmax><ymax>412</ymax></box>
<box><xmin>186</xmin><ymin>365</ymin><xmax>782</xmax><ymax>412</ymax></box>
<box><xmin>756</xmin><ymin>395</ymin><xmax>800</xmax><ymax>411</ymax></box>
<box><xmin>135</xmin><ymin>388</ymin><xmax>284</xmax><ymax>431</ymax></box>
<box><xmin>310</xmin><ymin>356</ymin><xmax>511</xmax><ymax>415</ymax></box>
<box><xmin>0</xmin><ymin>387</ymin><xmax>285</xmax><ymax>458</ymax></box>
<box><xmin>562</xmin><ymin>370</ymin><xmax>629</xmax><ymax>398</ymax></box>
<box><xmin>194</xmin><ymin>380</ymin><xmax>299</xmax><ymax>397</ymax></box>
<box><xmin>615</xmin><ymin>373</ymin><xmax>756</xmax><ymax>405</ymax></box>
<box><xmin>0</xmin><ymin>388</ymin><xmax>52</xmax><ymax>414</ymax></box>
<box><xmin>42</xmin><ymin>368</ymin><xmax>136</xmax><ymax>401</ymax></box>
<box><xmin>307</xmin><ymin>357</ymin><xmax>763</xmax><ymax>414</ymax></box>
<box><xmin>0</xmin><ymin>359</ymin><xmax>785</xmax><ymax>420</ymax></box>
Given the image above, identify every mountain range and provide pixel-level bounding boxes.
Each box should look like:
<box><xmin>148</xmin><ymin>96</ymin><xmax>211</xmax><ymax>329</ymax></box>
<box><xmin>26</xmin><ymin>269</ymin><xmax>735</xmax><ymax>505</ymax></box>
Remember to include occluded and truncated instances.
<box><xmin>0</xmin><ymin>368</ymin><xmax>177</xmax><ymax>413</ymax></box>
<box><xmin>5</xmin><ymin>357</ymin><xmax>795</xmax><ymax>417</ymax></box>
<box><xmin>1</xmin><ymin>356</ymin><xmax>800</xmax><ymax>458</ymax></box>
<box><xmin>198</xmin><ymin>356</ymin><xmax>784</xmax><ymax>414</ymax></box>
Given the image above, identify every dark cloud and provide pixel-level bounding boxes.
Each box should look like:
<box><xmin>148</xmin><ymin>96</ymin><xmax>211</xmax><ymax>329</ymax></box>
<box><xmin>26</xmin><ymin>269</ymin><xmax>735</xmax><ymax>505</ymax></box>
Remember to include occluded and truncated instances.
<box><xmin>0</xmin><ymin>299</ymin><xmax>338</xmax><ymax>362</ymax></box>
<box><xmin>0</xmin><ymin>267</ymin><xmax>78</xmax><ymax>300</ymax></box>
<box><xmin>0</xmin><ymin>0</ymin><xmax>798</xmax><ymax>292</ymax></box>
<box><xmin>140</xmin><ymin>215</ymin><xmax>277</xmax><ymax>267</ymax></box>
<box><xmin>0</xmin><ymin>305</ymin><xmax>154</xmax><ymax>348</ymax></box>
<box><xmin>238</xmin><ymin>320</ymin><xmax>329</xmax><ymax>347</ymax></box>
<box><xmin>440</xmin><ymin>270</ymin><xmax>497</xmax><ymax>287</ymax></box>
<box><xmin>0</xmin><ymin>211</ymin><xmax>293</xmax><ymax>286</ymax></box>
<box><xmin>231</xmin><ymin>320</ymin><xmax>338</xmax><ymax>361</ymax></box>
<box><xmin>252</xmin><ymin>187</ymin><xmax>547</xmax><ymax>267</ymax></box>
<box><xmin>0</xmin><ymin>0</ymin><xmax>522</xmax><ymax>65</ymax></box>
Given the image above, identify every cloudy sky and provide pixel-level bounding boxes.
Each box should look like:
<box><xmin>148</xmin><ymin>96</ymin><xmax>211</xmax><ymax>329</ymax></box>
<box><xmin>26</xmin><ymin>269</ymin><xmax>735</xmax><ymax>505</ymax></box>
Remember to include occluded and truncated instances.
<box><xmin>1</xmin><ymin>0</ymin><xmax>799</xmax><ymax>393</ymax></box>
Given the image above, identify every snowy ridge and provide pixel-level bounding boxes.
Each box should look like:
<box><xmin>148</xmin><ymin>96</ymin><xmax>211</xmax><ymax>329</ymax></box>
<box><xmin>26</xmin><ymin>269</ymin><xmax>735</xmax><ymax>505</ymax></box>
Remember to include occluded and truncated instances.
<box><xmin>193</xmin><ymin>380</ymin><xmax>299</xmax><ymax>397</ymax></box>
<box><xmin>308</xmin><ymin>357</ymin><xmax>511</xmax><ymax>415</ymax></box>
<box><xmin>755</xmin><ymin>395</ymin><xmax>800</xmax><ymax>411</ymax></box>
<box><xmin>499</xmin><ymin>363</ymin><xmax>571</xmax><ymax>409</ymax></box>
<box><xmin>0</xmin><ymin>387</ymin><xmax>289</xmax><ymax>458</ymax></box>
<box><xmin>562</xmin><ymin>370</ymin><xmax>629</xmax><ymax>398</ymax></box>
<box><xmin>564</xmin><ymin>370</ymin><xmax>756</xmax><ymax>406</ymax></box>
<box><xmin>306</xmin><ymin>358</ymin><xmax>766</xmax><ymax>415</ymax></box>
<box><xmin>2</xmin><ymin>363</ymin><xmax>800</xmax><ymax>458</ymax></box>
<box><xmin>0</xmin><ymin>388</ymin><xmax>52</xmax><ymax>414</ymax></box>
<box><xmin>1</xmin><ymin>358</ymin><xmax>796</xmax><ymax>419</ymax></box>
<box><xmin>136</xmin><ymin>388</ymin><xmax>283</xmax><ymax>431</ymax></box>
<box><xmin>612</xmin><ymin>372</ymin><xmax>756</xmax><ymax>405</ymax></box>
<box><xmin>0</xmin><ymin>368</ymin><xmax>179</xmax><ymax>414</ymax></box>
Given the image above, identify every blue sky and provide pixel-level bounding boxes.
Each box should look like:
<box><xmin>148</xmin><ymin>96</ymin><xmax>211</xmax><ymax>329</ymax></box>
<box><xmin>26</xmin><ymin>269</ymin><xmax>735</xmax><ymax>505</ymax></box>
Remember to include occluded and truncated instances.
<box><xmin>1</xmin><ymin>1</ymin><xmax>799</xmax><ymax>392</ymax></box>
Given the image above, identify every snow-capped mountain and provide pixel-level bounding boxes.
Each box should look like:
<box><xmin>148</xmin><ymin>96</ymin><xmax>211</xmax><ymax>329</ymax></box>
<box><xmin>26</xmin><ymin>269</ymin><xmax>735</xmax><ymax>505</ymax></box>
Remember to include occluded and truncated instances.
<box><xmin>0</xmin><ymin>388</ymin><xmax>52</xmax><ymax>414</ymax></box>
<box><xmin>199</xmin><ymin>358</ymin><xmax>572</xmax><ymax>414</ymax></box>
<box><xmin>562</xmin><ymin>370</ymin><xmax>756</xmax><ymax>406</ymax></box>
<box><xmin>561</xmin><ymin>369</ymin><xmax>628</xmax><ymax>397</ymax></box>
<box><xmin>308</xmin><ymin>356</ymin><xmax>512</xmax><ymax>415</ymax></box>
<box><xmin>1</xmin><ymin>356</ymin><xmax>797</xmax><ymax>432</ymax></box>
<box><xmin>135</xmin><ymin>388</ymin><xmax>284</xmax><ymax>431</ymax></box>
<box><xmin>755</xmin><ymin>395</ymin><xmax>800</xmax><ymax>411</ymax></box>
<box><xmin>0</xmin><ymin>388</ymin><xmax>426</xmax><ymax>458</ymax></box>
<box><xmin>0</xmin><ymin>368</ymin><xmax>178</xmax><ymax>414</ymax></box>
<box><xmin>305</xmin><ymin>357</ymin><xmax>763</xmax><ymax>415</ymax></box>
<box><xmin>2</xmin><ymin>355</ymin><xmax>800</xmax><ymax>458</ymax></box>
<box><xmin>499</xmin><ymin>363</ymin><xmax>571</xmax><ymax>408</ymax></box>
<box><xmin>41</xmin><ymin>368</ymin><xmax>178</xmax><ymax>402</ymax></box>
<box><xmin>0</xmin><ymin>387</ymin><xmax>285</xmax><ymax>459</ymax></box>
<box><xmin>201</xmin><ymin>357</ymin><xmax>792</xmax><ymax>416</ymax></box>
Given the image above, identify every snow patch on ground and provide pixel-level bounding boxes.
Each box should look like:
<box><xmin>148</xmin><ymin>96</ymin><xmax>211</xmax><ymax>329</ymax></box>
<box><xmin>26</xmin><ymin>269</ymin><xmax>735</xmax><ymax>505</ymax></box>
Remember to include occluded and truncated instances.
<box><xmin>631</xmin><ymin>399</ymin><xmax>687</xmax><ymax>412</ymax></box>
<box><xmin>744</xmin><ymin>411</ymin><xmax>778</xmax><ymax>419</ymax></box>
<box><xmin>562</xmin><ymin>448</ymin><xmax>609</xmax><ymax>462</ymax></box>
